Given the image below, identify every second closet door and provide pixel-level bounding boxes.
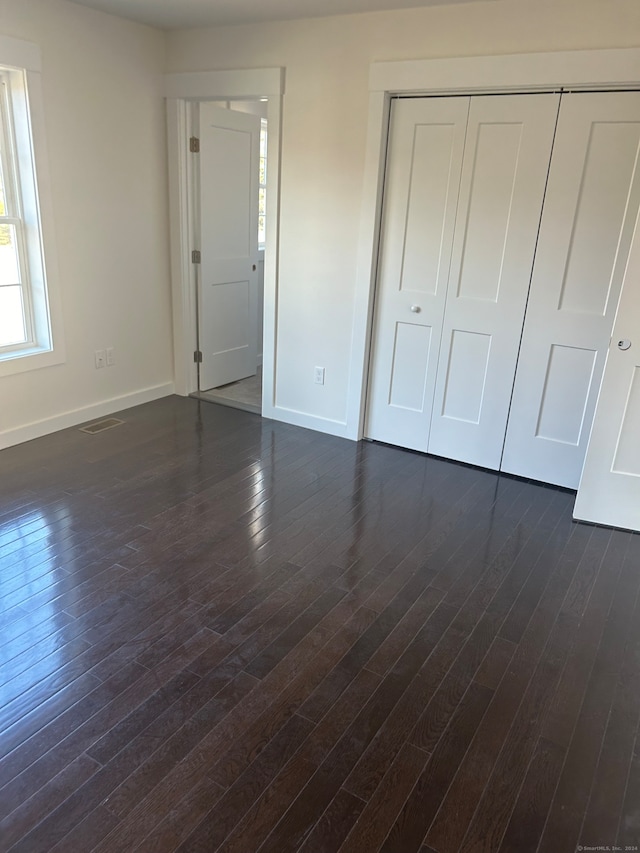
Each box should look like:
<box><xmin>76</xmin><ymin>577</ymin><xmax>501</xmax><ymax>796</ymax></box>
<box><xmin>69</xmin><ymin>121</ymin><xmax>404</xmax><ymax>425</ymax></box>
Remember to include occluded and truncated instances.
<box><xmin>502</xmin><ymin>91</ymin><xmax>640</xmax><ymax>489</ymax></box>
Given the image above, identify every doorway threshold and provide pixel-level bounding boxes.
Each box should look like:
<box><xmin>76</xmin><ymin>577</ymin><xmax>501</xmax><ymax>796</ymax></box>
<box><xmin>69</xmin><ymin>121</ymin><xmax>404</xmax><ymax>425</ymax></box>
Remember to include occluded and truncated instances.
<box><xmin>192</xmin><ymin>367</ymin><xmax>262</xmax><ymax>416</ymax></box>
<box><xmin>190</xmin><ymin>391</ymin><xmax>261</xmax><ymax>416</ymax></box>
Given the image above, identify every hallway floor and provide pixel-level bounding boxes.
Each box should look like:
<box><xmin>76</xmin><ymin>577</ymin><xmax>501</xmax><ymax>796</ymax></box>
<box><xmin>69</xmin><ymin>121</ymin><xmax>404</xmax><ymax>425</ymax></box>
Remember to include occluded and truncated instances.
<box><xmin>196</xmin><ymin>366</ymin><xmax>262</xmax><ymax>415</ymax></box>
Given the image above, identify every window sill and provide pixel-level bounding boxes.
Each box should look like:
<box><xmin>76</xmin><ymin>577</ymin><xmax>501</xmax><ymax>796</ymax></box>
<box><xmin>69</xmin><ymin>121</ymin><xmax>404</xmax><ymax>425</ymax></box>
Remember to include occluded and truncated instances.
<box><xmin>0</xmin><ymin>343</ymin><xmax>65</xmax><ymax>378</ymax></box>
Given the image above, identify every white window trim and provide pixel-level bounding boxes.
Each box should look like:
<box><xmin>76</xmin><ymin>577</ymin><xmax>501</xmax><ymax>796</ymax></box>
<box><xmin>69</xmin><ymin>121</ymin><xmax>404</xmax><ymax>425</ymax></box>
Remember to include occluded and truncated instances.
<box><xmin>0</xmin><ymin>35</ymin><xmax>64</xmax><ymax>378</ymax></box>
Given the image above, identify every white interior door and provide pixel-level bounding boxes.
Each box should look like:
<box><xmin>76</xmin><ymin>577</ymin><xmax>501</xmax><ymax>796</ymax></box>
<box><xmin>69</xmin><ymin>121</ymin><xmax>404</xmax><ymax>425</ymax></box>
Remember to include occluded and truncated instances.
<box><xmin>365</xmin><ymin>96</ymin><xmax>470</xmax><ymax>451</ymax></box>
<box><xmin>502</xmin><ymin>92</ymin><xmax>640</xmax><ymax>489</ymax></box>
<box><xmin>199</xmin><ymin>103</ymin><xmax>260</xmax><ymax>391</ymax></box>
<box><xmin>366</xmin><ymin>93</ymin><xmax>559</xmax><ymax>465</ymax></box>
<box><xmin>574</xmin><ymin>215</ymin><xmax>640</xmax><ymax>531</ymax></box>
<box><xmin>427</xmin><ymin>93</ymin><xmax>559</xmax><ymax>469</ymax></box>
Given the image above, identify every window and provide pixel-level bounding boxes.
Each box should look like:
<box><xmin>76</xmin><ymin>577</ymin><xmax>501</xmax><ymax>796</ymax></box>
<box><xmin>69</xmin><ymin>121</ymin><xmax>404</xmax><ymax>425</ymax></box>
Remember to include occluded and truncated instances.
<box><xmin>0</xmin><ymin>40</ymin><xmax>62</xmax><ymax>376</ymax></box>
<box><xmin>0</xmin><ymin>72</ymin><xmax>33</xmax><ymax>352</ymax></box>
<box><xmin>259</xmin><ymin>118</ymin><xmax>267</xmax><ymax>249</ymax></box>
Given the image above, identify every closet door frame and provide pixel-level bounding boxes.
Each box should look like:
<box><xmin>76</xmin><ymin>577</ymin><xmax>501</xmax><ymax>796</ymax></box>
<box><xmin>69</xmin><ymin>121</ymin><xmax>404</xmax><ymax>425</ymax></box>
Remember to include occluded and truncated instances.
<box><xmin>348</xmin><ymin>47</ymin><xmax>640</xmax><ymax>451</ymax></box>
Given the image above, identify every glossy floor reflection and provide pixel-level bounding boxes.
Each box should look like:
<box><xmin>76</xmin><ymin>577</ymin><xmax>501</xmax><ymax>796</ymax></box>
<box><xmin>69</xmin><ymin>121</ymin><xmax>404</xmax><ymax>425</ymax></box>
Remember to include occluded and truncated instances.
<box><xmin>0</xmin><ymin>395</ymin><xmax>639</xmax><ymax>852</ymax></box>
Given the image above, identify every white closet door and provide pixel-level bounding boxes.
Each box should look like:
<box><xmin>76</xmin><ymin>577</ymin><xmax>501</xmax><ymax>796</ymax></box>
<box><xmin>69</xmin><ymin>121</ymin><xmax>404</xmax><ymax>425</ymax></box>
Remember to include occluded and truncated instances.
<box><xmin>365</xmin><ymin>97</ymin><xmax>469</xmax><ymax>451</ymax></box>
<box><xmin>427</xmin><ymin>94</ymin><xmax>560</xmax><ymax>469</ymax></box>
<box><xmin>574</xmin><ymin>216</ymin><xmax>640</xmax><ymax>531</ymax></box>
<box><xmin>502</xmin><ymin>92</ymin><xmax>640</xmax><ymax>489</ymax></box>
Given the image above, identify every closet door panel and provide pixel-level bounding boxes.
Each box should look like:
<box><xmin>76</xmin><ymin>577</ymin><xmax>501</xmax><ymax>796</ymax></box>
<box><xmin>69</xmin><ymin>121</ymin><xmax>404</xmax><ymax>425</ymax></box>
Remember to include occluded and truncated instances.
<box><xmin>365</xmin><ymin>97</ymin><xmax>469</xmax><ymax>451</ymax></box>
<box><xmin>502</xmin><ymin>92</ymin><xmax>640</xmax><ymax>489</ymax></box>
<box><xmin>427</xmin><ymin>93</ymin><xmax>560</xmax><ymax>469</ymax></box>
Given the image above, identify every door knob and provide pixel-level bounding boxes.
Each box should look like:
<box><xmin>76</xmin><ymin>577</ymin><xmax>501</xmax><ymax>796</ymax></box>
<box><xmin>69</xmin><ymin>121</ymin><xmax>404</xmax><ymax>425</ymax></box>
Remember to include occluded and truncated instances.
<box><xmin>618</xmin><ymin>339</ymin><xmax>632</xmax><ymax>351</ymax></box>
<box><xmin>252</xmin><ymin>264</ymin><xmax>257</xmax><ymax>271</ymax></box>
<box><xmin>410</xmin><ymin>305</ymin><xmax>421</xmax><ymax>313</ymax></box>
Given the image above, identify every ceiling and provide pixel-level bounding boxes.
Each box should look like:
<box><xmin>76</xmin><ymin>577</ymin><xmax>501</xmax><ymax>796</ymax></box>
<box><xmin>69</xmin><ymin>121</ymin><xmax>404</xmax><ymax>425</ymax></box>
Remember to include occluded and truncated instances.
<box><xmin>67</xmin><ymin>0</ymin><xmax>495</xmax><ymax>30</ymax></box>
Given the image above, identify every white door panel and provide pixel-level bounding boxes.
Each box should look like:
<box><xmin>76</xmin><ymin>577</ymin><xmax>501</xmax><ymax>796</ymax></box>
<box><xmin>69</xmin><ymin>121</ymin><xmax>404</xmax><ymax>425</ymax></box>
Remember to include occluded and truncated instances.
<box><xmin>428</xmin><ymin>94</ymin><xmax>560</xmax><ymax>468</ymax></box>
<box><xmin>365</xmin><ymin>97</ymin><xmax>470</xmax><ymax>451</ymax></box>
<box><xmin>574</xmin><ymin>216</ymin><xmax>640</xmax><ymax>531</ymax></box>
<box><xmin>502</xmin><ymin>92</ymin><xmax>640</xmax><ymax>488</ymax></box>
<box><xmin>440</xmin><ymin>329</ymin><xmax>492</xmax><ymax>424</ymax></box>
<box><xmin>199</xmin><ymin>103</ymin><xmax>260</xmax><ymax>391</ymax></box>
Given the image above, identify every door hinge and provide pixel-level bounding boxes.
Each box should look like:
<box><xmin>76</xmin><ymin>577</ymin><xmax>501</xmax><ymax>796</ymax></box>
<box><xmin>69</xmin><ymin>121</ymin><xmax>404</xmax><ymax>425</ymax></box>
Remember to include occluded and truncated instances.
<box><xmin>192</xmin><ymin>250</ymin><xmax>201</xmax><ymax>264</ymax></box>
<box><xmin>190</xmin><ymin>136</ymin><xmax>200</xmax><ymax>153</ymax></box>
<box><xmin>193</xmin><ymin>350</ymin><xmax>203</xmax><ymax>364</ymax></box>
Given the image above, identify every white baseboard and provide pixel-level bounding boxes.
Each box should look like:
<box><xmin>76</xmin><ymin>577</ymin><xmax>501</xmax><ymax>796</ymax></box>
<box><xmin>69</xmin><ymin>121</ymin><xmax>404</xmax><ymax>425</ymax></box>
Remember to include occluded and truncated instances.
<box><xmin>262</xmin><ymin>403</ymin><xmax>353</xmax><ymax>440</ymax></box>
<box><xmin>0</xmin><ymin>382</ymin><xmax>175</xmax><ymax>451</ymax></box>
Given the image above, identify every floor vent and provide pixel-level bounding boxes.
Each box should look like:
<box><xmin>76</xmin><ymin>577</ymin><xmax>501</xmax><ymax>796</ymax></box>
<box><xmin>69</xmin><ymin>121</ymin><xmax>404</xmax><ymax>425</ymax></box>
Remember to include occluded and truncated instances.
<box><xmin>80</xmin><ymin>417</ymin><xmax>124</xmax><ymax>435</ymax></box>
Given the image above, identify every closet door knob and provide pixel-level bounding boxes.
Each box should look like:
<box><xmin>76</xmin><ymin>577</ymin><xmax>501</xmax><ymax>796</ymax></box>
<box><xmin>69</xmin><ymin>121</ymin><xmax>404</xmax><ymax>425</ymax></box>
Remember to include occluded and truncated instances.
<box><xmin>618</xmin><ymin>339</ymin><xmax>632</xmax><ymax>351</ymax></box>
<box><xmin>410</xmin><ymin>305</ymin><xmax>421</xmax><ymax>313</ymax></box>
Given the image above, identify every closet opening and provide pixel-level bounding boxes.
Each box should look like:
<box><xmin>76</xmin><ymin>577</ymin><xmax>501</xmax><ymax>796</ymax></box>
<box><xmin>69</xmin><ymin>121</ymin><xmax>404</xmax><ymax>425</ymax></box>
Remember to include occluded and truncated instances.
<box><xmin>364</xmin><ymin>88</ymin><xmax>640</xmax><ymax>490</ymax></box>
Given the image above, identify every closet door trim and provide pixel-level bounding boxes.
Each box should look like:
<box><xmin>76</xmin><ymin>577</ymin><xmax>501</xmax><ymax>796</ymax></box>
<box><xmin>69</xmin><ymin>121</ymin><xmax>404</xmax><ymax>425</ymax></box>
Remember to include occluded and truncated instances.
<box><xmin>349</xmin><ymin>48</ymin><xmax>640</xmax><ymax>444</ymax></box>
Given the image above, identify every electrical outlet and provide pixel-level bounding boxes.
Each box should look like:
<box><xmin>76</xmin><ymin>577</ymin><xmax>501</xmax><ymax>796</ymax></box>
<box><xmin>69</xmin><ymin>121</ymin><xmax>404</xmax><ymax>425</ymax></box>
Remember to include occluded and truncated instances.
<box><xmin>106</xmin><ymin>347</ymin><xmax>115</xmax><ymax>366</ymax></box>
<box><xmin>95</xmin><ymin>349</ymin><xmax>106</xmax><ymax>369</ymax></box>
<box><xmin>314</xmin><ymin>366</ymin><xmax>325</xmax><ymax>385</ymax></box>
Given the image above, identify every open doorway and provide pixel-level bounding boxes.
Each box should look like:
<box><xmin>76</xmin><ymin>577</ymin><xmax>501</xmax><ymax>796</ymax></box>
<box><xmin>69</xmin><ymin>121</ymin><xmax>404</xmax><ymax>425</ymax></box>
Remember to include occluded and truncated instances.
<box><xmin>192</xmin><ymin>99</ymin><xmax>267</xmax><ymax>415</ymax></box>
<box><xmin>165</xmin><ymin>67</ymin><xmax>283</xmax><ymax>423</ymax></box>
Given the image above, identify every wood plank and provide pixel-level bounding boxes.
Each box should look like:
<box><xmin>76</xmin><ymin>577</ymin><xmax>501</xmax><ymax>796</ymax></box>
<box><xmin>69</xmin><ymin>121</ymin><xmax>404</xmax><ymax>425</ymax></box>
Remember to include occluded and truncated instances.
<box><xmin>538</xmin><ymin>531</ymin><xmax>640</xmax><ymax>853</ymax></box>
<box><xmin>497</xmin><ymin>736</ymin><xmax>566</xmax><ymax>853</ymax></box>
<box><xmin>298</xmin><ymin>788</ymin><xmax>366</xmax><ymax>853</ymax></box>
<box><xmin>425</xmin><ymin>517</ymin><xmax>595</xmax><ymax>853</ymax></box>
<box><xmin>175</xmin><ymin>714</ymin><xmax>315</xmax><ymax>851</ymax></box>
<box><xmin>1</xmin><ymin>397</ymin><xmax>638</xmax><ymax>853</ymax></box>
<box><xmin>338</xmin><ymin>743</ymin><xmax>430</xmax><ymax>853</ymax></box>
<box><xmin>380</xmin><ymin>682</ymin><xmax>494</xmax><ymax>853</ymax></box>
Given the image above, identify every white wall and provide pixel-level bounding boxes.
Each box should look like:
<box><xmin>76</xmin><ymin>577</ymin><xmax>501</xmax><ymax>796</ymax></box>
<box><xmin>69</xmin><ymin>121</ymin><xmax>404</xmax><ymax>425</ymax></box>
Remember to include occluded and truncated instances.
<box><xmin>167</xmin><ymin>0</ymin><xmax>640</xmax><ymax>433</ymax></box>
<box><xmin>0</xmin><ymin>0</ymin><xmax>172</xmax><ymax>448</ymax></box>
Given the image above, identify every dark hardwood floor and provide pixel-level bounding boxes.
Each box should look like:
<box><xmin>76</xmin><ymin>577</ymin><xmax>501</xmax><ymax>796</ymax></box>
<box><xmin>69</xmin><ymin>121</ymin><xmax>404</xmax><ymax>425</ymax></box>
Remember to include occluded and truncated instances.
<box><xmin>1</xmin><ymin>395</ymin><xmax>639</xmax><ymax>852</ymax></box>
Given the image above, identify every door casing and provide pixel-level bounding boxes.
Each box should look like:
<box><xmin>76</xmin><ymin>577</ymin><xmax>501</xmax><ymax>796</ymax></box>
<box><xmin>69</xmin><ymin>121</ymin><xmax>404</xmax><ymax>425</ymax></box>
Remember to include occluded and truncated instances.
<box><xmin>163</xmin><ymin>53</ymin><xmax>640</xmax><ymax>461</ymax></box>
<box><xmin>351</xmin><ymin>49</ymin><xmax>640</xmax><ymax>454</ymax></box>
<box><xmin>165</xmin><ymin>67</ymin><xmax>284</xmax><ymax>420</ymax></box>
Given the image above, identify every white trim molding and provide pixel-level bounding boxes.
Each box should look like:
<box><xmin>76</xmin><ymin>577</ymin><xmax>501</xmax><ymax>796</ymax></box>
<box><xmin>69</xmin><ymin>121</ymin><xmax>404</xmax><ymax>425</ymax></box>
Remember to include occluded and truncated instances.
<box><xmin>0</xmin><ymin>382</ymin><xmax>175</xmax><ymax>451</ymax></box>
<box><xmin>0</xmin><ymin>34</ymin><xmax>41</xmax><ymax>73</ymax></box>
<box><xmin>369</xmin><ymin>48</ymin><xmax>640</xmax><ymax>95</ymax></box>
<box><xmin>271</xmin><ymin>406</ymin><xmax>349</xmax><ymax>439</ymax></box>
<box><xmin>166</xmin><ymin>97</ymin><xmax>197</xmax><ymax>396</ymax></box>
<box><xmin>347</xmin><ymin>47</ymin><xmax>640</xmax><ymax>441</ymax></box>
<box><xmin>165</xmin><ymin>67</ymin><xmax>284</xmax><ymax>425</ymax></box>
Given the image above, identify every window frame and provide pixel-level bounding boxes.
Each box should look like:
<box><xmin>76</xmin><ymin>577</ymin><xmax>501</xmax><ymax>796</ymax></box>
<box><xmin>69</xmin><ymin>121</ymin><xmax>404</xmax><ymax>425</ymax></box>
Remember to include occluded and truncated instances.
<box><xmin>0</xmin><ymin>70</ymin><xmax>36</xmax><ymax>354</ymax></box>
<box><xmin>0</xmin><ymin>36</ymin><xmax>64</xmax><ymax>378</ymax></box>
